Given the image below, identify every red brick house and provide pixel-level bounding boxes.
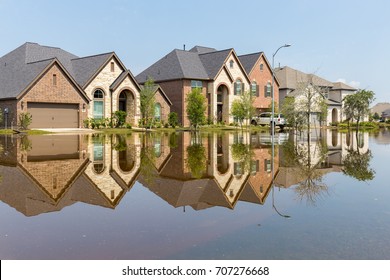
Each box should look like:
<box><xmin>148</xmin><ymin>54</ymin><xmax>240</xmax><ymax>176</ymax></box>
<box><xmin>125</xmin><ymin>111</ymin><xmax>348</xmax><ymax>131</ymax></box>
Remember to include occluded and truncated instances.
<box><xmin>238</xmin><ymin>52</ymin><xmax>280</xmax><ymax>114</ymax></box>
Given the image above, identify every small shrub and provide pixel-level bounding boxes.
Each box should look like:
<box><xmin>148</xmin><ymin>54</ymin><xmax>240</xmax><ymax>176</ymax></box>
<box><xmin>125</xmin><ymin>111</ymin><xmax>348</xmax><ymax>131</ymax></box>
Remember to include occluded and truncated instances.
<box><xmin>164</xmin><ymin>123</ymin><xmax>169</xmax><ymax>128</ymax></box>
<box><xmin>112</xmin><ymin>111</ymin><xmax>127</xmax><ymax>128</ymax></box>
<box><xmin>83</xmin><ymin>118</ymin><xmax>91</xmax><ymax>128</ymax></box>
<box><xmin>168</xmin><ymin>112</ymin><xmax>178</xmax><ymax>128</ymax></box>
<box><xmin>125</xmin><ymin>123</ymin><xmax>132</xmax><ymax>129</ymax></box>
<box><xmin>19</xmin><ymin>112</ymin><xmax>32</xmax><ymax>130</ymax></box>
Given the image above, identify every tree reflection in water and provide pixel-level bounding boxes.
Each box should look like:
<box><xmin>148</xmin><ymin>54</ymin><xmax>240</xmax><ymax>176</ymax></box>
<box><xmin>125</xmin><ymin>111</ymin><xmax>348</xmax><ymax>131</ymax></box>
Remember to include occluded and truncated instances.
<box><xmin>280</xmin><ymin>131</ymin><xmax>329</xmax><ymax>206</ymax></box>
<box><xmin>342</xmin><ymin>131</ymin><xmax>375</xmax><ymax>181</ymax></box>
<box><xmin>186</xmin><ymin>132</ymin><xmax>207</xmax><ymax>179</ymax></box>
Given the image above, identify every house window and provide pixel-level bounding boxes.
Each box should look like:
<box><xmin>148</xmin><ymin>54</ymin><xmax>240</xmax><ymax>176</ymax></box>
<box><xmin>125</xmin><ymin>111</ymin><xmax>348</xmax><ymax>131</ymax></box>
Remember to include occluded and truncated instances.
<box><xmin>264</xmin><ymin>159</ymin><xmax>272</xmax><ymax>173</ymax></box>
<box><xmin>260</xmin><ymin>63</ymin><xmax>264</xmax><ymax>71</ymax></box>
<box><xmin>191</xmin><ymin>80</ymin><xmax>202</xmax><ymax>90</ymax></box>
<box><xmin>265</xmin><ymin>82</ymin><xmax>272</xmax><ymax>97</ymax></box>
<box><xmin>93</xmin><ymin>139</ymin><xmax>105</xmax><ymax>174</ymax></box>
<box><xmin>234</xmin><ymin>79</ymin><xmax>243</xmax><ymax>95</ymax></box>
<box><xmin>229</xmin><ymin>60</ymin><xmax>234</xmax><ymax>69</ymax></box>
<box><xmin>53</xmin><ymin>74</ymin><xmax>57</xmax><ymax>86</ymax></box>
<box><xmin>110</xmin><ymin>62</ymin><xmax>115</xmax><ymax>72</ymax></box>
<box><xmin>251</xmin><ymin>82</ymin><xmax>258</xmax><ymax>96</ymax></box>
<box><xmin>93</xmin><ymin>89</ymin><xmax>104</xmax><ymax>119</ymax></box>
<box><xmin>155</xmin><ymin>103</ymin><xmax>161</xmax><ymax>121</ymax></box>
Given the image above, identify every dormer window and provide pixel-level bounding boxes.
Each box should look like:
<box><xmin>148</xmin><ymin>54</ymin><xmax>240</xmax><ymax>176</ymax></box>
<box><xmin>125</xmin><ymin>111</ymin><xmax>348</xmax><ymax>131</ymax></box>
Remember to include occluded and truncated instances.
<box><xmin>229</xmin><ymin>60</ymin><xmax>234</xmax><ymax>69</ymax></box>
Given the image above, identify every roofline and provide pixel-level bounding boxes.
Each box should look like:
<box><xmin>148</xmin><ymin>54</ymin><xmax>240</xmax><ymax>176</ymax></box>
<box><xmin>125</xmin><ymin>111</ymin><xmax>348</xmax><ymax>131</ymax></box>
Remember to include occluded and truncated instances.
<box><xmin>71</xmin><ymin>51</ymin><xmax>114</xmax><ymax>61</ymax></box>
<box><xmin>110</xmin><ymin>69</ymin><xmax>142</xmax><ymax>92</ymax></box>
<box><xmin>154</xmin><ymin>85</ymin><xmax>173</xmax><ymax>106</ymax></box>
<box><xmin>237</xmin><ymin>51</ymin><xmax>264</xmax><ymax>58</ymax></box>
<box><xmin>138</xmin><ymin>77</ymin><xmax>212</xmax><ymax>84</ymax></box>
<box><xmin>82</xmin><ymin>52</ymin><xmax>129</xmax><ymax>89</ymax></box>
<box><xmin>16</xmin><ymin>58</ymin><xmax>91</xmax><ymax>103</ymax></box>
<box><xmin>212</xmin><ymin>49</ymin><xmax>252</xmax><ymax>84</ymax></box>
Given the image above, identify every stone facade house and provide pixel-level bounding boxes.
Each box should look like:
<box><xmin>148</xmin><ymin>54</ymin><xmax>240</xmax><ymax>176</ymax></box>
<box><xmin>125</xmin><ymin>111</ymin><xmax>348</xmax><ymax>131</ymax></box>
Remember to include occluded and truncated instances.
<box><xmin>0</xmin><ymin>42</ymin><xmax>152</xmax><ymax>128</ymax></box>
<box><xmin>136</xmin><ymin>46</ymin><xmax>251</xmax><ymax>126</ymax></box>
<box><xmin>238</xmin><ymin>52</ymin><xmax>280</xmax><ymax>114</ymax></box>
<box><xmin>275</xmin><ymin>66</ymin><xmax>357</xmax><ymax>125</ymax></box>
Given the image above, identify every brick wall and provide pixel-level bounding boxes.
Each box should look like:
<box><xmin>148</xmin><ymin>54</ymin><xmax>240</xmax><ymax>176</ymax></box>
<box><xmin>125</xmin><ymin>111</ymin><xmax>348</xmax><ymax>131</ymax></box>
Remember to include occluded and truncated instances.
<box><xmin>20</xmin><ymin>63</ymin><xmax>88</xmax><ymax>127</ymax></box>
<box><xmin>249</xmin><ymin>55</ymin><xmax>279</xmax><ymax>113</ymax></box>
<box><xmin>158</xmin><ymin>80</ymin><xmax>184</xmax><ymax>124</ymax></box>
<box><xmin>154</xmin><ymin>88</ymin><xmax>171</xmax><ymax>123</ymax></box>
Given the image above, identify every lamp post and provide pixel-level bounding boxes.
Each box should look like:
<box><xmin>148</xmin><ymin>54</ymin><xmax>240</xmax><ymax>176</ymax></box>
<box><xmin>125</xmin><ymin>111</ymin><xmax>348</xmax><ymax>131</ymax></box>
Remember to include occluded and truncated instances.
<box><xmin>270</xmin><ymin>44</ymin><xmax>291</xmax><ymax>219</ymax></box>
<box><xmin>271</xmin><ymin>44</ymin><xmax>291</xmax><ymax>135</ymax></box>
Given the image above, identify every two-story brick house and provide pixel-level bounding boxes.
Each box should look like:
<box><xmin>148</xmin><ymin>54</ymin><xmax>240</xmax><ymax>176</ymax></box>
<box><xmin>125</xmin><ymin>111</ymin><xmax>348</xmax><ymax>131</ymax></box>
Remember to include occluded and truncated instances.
<box><xmin>238</xmin><ymin>52</ymin><xmax>280</xmax><ymax>114</ymax></box>
<box><xmin>136</xmin><ymin>46</ymin><xmax>251</xmax><ymax>126</ymax></box>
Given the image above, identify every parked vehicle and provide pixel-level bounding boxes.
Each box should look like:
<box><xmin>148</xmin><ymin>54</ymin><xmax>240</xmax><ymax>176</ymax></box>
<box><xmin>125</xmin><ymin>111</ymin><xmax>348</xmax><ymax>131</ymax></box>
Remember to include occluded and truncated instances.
<box><xmin>251</xmin><ymin>112</ymin><xmax>286</xmax><ymax>129</ymax></box>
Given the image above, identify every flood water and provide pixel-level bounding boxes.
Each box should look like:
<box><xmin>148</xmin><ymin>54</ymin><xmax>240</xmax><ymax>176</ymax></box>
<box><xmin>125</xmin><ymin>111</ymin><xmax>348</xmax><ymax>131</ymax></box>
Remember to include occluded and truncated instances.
<box><xmin>0</xmin><ymin>129</ymin><xmax>390</xmax><ymax>260</ymax></box>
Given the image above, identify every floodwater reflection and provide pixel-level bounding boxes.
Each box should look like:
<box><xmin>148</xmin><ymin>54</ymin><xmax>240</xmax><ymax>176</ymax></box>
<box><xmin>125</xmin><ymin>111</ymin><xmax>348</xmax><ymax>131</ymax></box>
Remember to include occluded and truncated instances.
<box><xmin>0</xmin><ymin>129</ymin><xmax>374</xmax><ymax>216</ymax></box>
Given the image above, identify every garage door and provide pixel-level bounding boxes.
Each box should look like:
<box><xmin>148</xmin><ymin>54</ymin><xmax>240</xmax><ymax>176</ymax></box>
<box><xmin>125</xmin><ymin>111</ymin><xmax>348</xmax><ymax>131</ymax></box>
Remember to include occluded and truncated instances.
<box><xmin>27</xmin><ymin>103</ymin><xmax>79</xmax><ymax>128</ymax></box>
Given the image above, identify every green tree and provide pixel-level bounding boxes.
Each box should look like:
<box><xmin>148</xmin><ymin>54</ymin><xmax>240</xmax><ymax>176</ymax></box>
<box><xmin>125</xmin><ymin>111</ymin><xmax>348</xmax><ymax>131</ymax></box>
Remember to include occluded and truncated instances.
<box><xmin>281</xmin><ymin>96</ymin><xmax>306</xmax><ymax>131</ymax></box>
<box><xmin>231</xmin><ymin>99</ymin><xmax>246</xmax><ymax>127</ymax></box>
<box><xmin>186</xmin><ymin>133</ymin><xmax>207</xmax><ymax>178</ymax></box>
<box><xmin>372</xmin><ymin>112</ymin><xmax>380</xmax><ymax>121</ymax></box>
<box><xmin>140</xmin><ymin>77</ymin><xmax>156</xmax><ymax>129</ymax></box>
<box><xmin>343</xmin><ymin>89</ymin><xmax>375</xmax><ymax>130</ymax></box>
<box><xmin>231</xmin><ymin>90</ymin><xmax>255</xmax><ymax>128</ymax></box>
<box><xmin>186</xmin><ymin>88</ymin><xmax>206</xmax><ymax>130</ymax></box>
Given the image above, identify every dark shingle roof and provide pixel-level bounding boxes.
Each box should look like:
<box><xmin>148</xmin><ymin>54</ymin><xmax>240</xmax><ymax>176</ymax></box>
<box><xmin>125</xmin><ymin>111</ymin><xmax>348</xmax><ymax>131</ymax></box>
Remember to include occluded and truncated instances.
<box><xmin>136</xmin><ymin>49</ymin><xmax>209</xmax><ymax>83</ymax></box>
<box><xmin>189</xmin><ymin>46</ymin><xmax>217</xmax><ymax>54</ymax></box>
<box><xmin>199</xmin><ymin>49</ymin><xmax>233</xmax><ymax>79</ymax></box>
<box><xmin>0</xmin><ymin>43</ymin><xmax>58</xmax><ymax>98</ymax></box>
<box><xmin>238</xmin><ymin>52</ymin><xmax>263</xmax><ymax>75</ymax></box>
<box><xmin>136</xmin><ymin>47</ymin><xmax>234</xmax><ymax>84</ymax></box>
<box><xmin>0</xmin><ymin>43</ymin><xmax>126</xmax><ymax>99</ymax></box>
<box><xmin>71</xmin><ymin>52</ymin><xmax>113</xmax><ymax>87</ymax></box>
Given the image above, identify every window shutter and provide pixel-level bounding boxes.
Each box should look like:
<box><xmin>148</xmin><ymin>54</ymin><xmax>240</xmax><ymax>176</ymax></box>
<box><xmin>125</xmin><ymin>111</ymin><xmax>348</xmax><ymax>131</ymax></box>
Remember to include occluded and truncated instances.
<box><xmin>264</xmin><ymin>159</ymin><xmax>268</xmax><ymax>171</ymax></box>
<box><xmin>234</xmin><ymin>82</ymin><xmax>237</xmax><ymax>95</ymax></box>
<box><xmin>256</xmin><ymin>160</ymin><xmax>260</xmax><ymax>172</ymax></box>
<box><xmin>256</xmin><ymin>85</ymin><xmax>259</xmax><ymax>97</ymax></box>
<box><xmin>241</xmin><ymin>83</ymin><xmax>245</xmax><ymax>94</ymax></box>
<box><xmin>264</xmin><ymin>85</ymin><xmax>267</xmax><ymax>97</ymax></box>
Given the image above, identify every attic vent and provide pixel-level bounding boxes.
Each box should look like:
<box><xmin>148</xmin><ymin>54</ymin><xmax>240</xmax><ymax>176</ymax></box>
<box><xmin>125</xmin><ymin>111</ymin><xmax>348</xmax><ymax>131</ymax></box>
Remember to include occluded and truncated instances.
<box><xmin>4</xmin><ymin>62</ymin><xmax>6</xmax><ymax>67</ymax></box>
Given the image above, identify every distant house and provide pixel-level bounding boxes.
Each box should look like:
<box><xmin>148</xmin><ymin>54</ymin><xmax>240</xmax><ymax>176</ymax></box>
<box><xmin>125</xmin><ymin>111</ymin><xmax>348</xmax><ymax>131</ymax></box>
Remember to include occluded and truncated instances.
<box><xmin>0</xmin><ymin>42</ymin><xmax>149</xmax><ymax>128</ymax></box>
<box><xmin>275</xmin><ymin>66</ymin><xmax>357</xmax><ymax>125</ymax></box>
<box><xmin>238</xmin><ymin>52</ymin><xmax>280</xmax><ymax>114</ymax></box>
<box><xmin>136</xmin><ymin>46</ymin><xmax>252</xmax><ymax>126</ymax></box>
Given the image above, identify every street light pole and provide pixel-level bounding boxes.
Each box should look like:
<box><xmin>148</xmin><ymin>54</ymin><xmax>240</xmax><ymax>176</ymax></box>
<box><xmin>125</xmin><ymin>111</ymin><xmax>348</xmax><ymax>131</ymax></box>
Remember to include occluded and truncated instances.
<box><xmin>271</xmin><ymin>44</ymin><xmax>291</xmax><ymax>136</ymax></box>
<box><xmin>270</xmin><ymin>44</ymin><xmax>291</xmax><ymax>219</ymax></box>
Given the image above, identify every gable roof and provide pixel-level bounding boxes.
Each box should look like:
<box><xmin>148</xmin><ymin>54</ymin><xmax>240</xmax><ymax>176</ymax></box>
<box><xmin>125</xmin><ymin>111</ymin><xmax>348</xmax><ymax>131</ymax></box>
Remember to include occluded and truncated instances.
<box><xmin>0</xmin><ymin>42</ymin><xmax>130</xmax><ymax>100</ymax></box>
<box><xmin>238</xmin><ymin>52</ymin><xmax>263</xmax><ymax>75</ymax></box>
<box><xmin>110</xmin><ymin>69</ymin><xmax>141</xmax><ymax>92</ymax></box>
<box><xmin>136</xmin><ymin>46</ymin><xmax>251</xmax><ymax>84</ymax></box>
<box><xmin>275</xmin><ymin>66</ymin><xmax>333</xmax><ymax>90</ymax></box>
<box><xmin>71</xmin><ymin>52</ymin><xmax>114</xmax><ymax>87</ymax></box>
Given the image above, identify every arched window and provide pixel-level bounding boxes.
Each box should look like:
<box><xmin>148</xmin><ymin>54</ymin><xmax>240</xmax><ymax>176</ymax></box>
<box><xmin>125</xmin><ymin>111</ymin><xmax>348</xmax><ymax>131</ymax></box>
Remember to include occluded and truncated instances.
<box><xmin>93</xmin><ymin>89</ymin><xmax>104</xmax><ymax>119</ymax></box>
<box><xmin>155</xmin><ymin>103</ymin><xmax>161</xmax><ymax>122</ymax></box>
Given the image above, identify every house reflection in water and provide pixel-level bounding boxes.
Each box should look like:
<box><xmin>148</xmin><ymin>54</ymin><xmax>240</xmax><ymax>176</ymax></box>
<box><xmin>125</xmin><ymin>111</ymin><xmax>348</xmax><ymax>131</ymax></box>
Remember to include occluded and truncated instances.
<box><xmin>139</xmin><ymin>132</ymin><xmax>278</xmax><ymax>210</ymax></box>
<box><xmin>0</xmin><ymin>133</ymin><xmax>141</xmax><ymax>216</ymax></box>
<box><xmin>275</xmin><ymin>129</ymin><xmax>370</xmax><ymax>189</ymax></box>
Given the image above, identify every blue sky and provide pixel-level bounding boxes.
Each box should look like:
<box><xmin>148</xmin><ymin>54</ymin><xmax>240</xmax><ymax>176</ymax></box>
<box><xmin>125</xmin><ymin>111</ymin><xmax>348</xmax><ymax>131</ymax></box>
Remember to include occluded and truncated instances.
<box><xmin>1</xmin><ymin>0</ymin><xmax>389</xmax><ymax>102</ymax></box>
